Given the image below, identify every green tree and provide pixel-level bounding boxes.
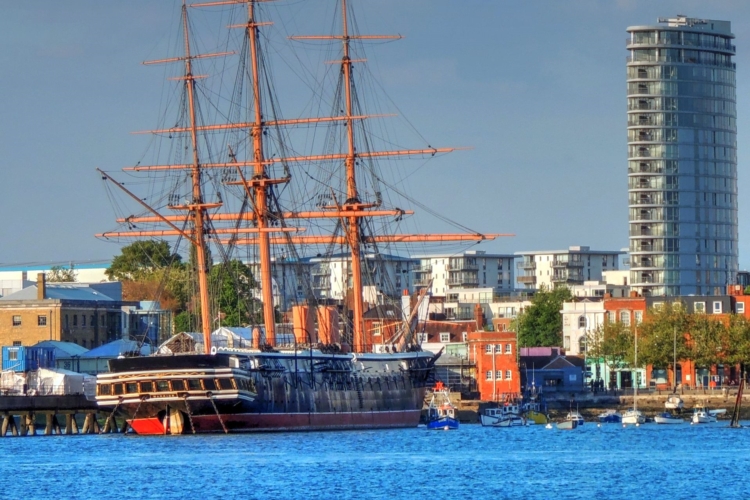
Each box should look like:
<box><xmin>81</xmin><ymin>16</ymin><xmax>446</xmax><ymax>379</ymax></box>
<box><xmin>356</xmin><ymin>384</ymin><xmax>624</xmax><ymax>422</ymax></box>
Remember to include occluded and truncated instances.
<box><xmin>637</xmin><ymin>303</ymin><xmax>690</xmax><ymax>370</ymax></box>
<box><xmin>517</xmin><ymin>285</ymin><xmax>572</xmax><ymax>347</ymax></box>
<box><xmin>588</xmin><ymin>320</ymin><xmax>633</xmax><ymax>370</ymax></box>
<box><xmin>688</xmin><ymin>313</ymin><xmax>726</xmax><ymax>368</ymax></box>
<box><xmin>46</xmin><ymin>265</ymin><xmax>76</xmax><ymax>282</ymax></box>
<box><xmin>209</xmin><ymin>260</ymin><xmax>259</xmax><ymax>327</ymax></box>
<box><xmin>106</xmin><ymin>241</ymin><xmax>182</xmax><ymax>281</ymax></box>
<box><xmin>724</xmin><ymin>315</ymin><xmax>750</xmax><ymax>367</ymax></box>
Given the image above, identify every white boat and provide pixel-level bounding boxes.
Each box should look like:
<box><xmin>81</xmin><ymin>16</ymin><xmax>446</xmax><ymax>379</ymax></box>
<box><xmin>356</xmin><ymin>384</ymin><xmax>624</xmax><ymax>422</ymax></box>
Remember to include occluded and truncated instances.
<box><xmin>565</xmin><ymin>411</ymin><xmax>585</xmax><ymax>426</ymax></box>
<box><xmin>692</xmin><ymin>405</ymin><xmax>725</xmax><ymax>424</ymax></box>
<box><xmin>621</xmin><ymin>409</ymin><xmax>646</xmax><ymax>424</ymax></box>
<box><xmin>692</xmin><ymin>408</ymin><xmax>716</xmax><ymax>424</ymax></box>
<box><xmin>556</xmin><ymin>419</ymin><xmax>577</xmax><ymax>430</ymax></box>
<box><xmin>481</xmin><ymin>403</ymin><xmax>526</xmax><ymax>427</ymax></box>
<box><xmin>665</xmin><ymin>395</ymin><xmax>684</xmax><ymax>410</ymax></box>
<box><xmin>598</xmin><ymin>409</ymin><xmax>622</xmax><ymax>423</ymax></box>
<box><xmin>654</xmin><ymin>412</ymin><xmax>684</xmax><ymax>424</ymax></box>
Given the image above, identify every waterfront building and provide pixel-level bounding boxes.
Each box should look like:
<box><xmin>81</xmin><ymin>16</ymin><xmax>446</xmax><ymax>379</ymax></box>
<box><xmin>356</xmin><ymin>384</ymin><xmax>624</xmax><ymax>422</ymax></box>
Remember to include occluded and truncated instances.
<box><xmin>519</xmin><ymin>347</ymin><xmax>585</xmax><ymax>393</ymax></box>
<box><xmin>560</xmin><ymin>298</ymin><xmax>605</xmax><ymax>356</ymax></box>
<box><xmin>0</xmin><ymin>274</ymin><xmax>170</xmax><ymax>348</ymax></box>
<box><xmin>0</xmin><ymin>261</ymin><xmax>111</xmax><ymax>297</ymax></box>
<box><xmin>411</xmin><ymin>250</ymin><xmax>515</xmax><ymax>298</ymax></box>
<box><xmin>569</xmin><ymin>280</ymin><xmax>629</xmax><ymax>299</ymax></box>
<box><xmin>515</xmin><ymin>246</ymin><xmax>623</xmax><ymax>290</ymax></box>
<box><xmin>468</xmin><ymin>331</ymin><xmax>520</xmax><ymax>401</ymax></box>
<box><xmin>627</xmin><ymin>15</ymin><xmax>738</xmax><ymax>296</ymax></box>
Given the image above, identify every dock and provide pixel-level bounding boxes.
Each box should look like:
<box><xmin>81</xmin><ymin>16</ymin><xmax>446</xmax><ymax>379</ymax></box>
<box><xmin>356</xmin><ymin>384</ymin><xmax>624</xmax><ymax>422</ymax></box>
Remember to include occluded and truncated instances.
<box><xmin>0</xmin><ymin>395</ymin><xmax>124</xmax><ymax>436</ymax></box>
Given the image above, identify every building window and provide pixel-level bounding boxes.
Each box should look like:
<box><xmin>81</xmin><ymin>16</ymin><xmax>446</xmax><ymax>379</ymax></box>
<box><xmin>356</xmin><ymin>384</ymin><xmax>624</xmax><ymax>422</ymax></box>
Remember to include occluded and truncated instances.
<box><xmin>485</xmin><ymin>344</ymin><xmax>493</xmax><ymax>354</ymax></box>
<box><xmin>505</xmin><ymin>344</ymin><xmax>512</xmax><ymax>354</ymax></box>
<box><xmin>38</xmin><ymin>315</ymin><xmax>47</xmax><ymax>327</ymax></box>
<box><xmin>713</xmin><ymin>301</ymin><xmax>722</xmax><ymax>314</ymax></box>
<box><xmin>607</xmin><ymin>311</ymin><xmax>616</xmax><ymax>323</ymax></box>
<box><xmin>486</xmin><ymin>370</ymin><xmax>493</xmax><ymax>380</ymax></box>
<box><xmin>738</xmin><ymin>303</ymin><xmax>745</xmax><ymax>314</ymax></box>
<box><xmin>417</xmin><ymin>333</ymin><xmax>428</xmax><ymax>343</ymax></box>
<box><xmin>12</xmin><ymin>316</ymin><xmax>21</xmax><ymax>327</ymax></box>
<box><xmin>496</xmin><ymin>371</ymin><xmax>503</xmax><ymax>380</ymax></box>
<box><xmin>495</xmin><ymin>344</ymin><xmax>503</xmax><ymax>353</ymax></box>
<box><xmin>73</xmin><ymin>315</ymin><xmax>78</xmax><ymax>327</ymax></box>
<box><xmin>462</xmin><ymin>332</ymin><xmax>468</xmax><ymax>342</ymax></box>
<box><xmin>695</xmin><ymin>302</ymin><xmax>706</xmax><ymax>314</ymax></box>
<box><xmin>505</xmin><ymin>370</ymin><xmax>512</xmax><ymax>380</ymax></box>
<box><xmin>12</xmin><ymin>341</ymin><xmax>21</xmax><ymax>347</ymax></box>
<box><xmin>82</xmin><ymin>315</ymin><xmax>86</xmax><ymax>327</ymax></box>
<box><xmin>620</xmin><ymin>311</ymin><xmax>631</xmax><ymax>326</ymax></box>
<box><xmin>440</xmin><ymin>332</ymin><xmax>450</xmax><ymax>343</ymax></box>
<box><xmin>372</xmin><ymin>322</ymin><xmax>381</xmax><ymax>337</ymax></box>
<box><xmin>578</xmin><ymin>316</ymin><xmax>587</xmax><ymax>329</ymax></box>
<box><xmin>634</xmin><ymin>311</ymin><xmax>643</xmax><ymax>325</ymax></box>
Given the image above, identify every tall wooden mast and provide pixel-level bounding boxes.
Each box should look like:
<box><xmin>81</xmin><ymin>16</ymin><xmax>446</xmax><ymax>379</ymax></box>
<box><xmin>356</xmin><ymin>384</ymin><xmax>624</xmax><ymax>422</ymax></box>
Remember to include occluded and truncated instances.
<box><xmin>182</xmin><ymin>1</ymin><xmax>214</xmax><ymax>351</ymax></box>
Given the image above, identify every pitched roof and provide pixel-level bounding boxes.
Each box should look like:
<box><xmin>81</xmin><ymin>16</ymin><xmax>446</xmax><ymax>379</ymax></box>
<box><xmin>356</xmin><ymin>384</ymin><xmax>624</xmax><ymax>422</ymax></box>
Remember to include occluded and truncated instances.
<box><xmin>82</xmin><ymin>339</ymin><xmax>151</xmax><ymax>358</ymax></box>
<box><xmin>0</xmin><ymin>284</ymin><xmax>116</xmax><ymax>301</ymax></box>
<box><xmin>543</xmin><ymin>356</ymin><xmax>576</xmax><ymax>370</ymax></box>
<box><xmin>34</xmin><ymin>340</ymin><xmax>89</xmax><ymax>358</ymax></box>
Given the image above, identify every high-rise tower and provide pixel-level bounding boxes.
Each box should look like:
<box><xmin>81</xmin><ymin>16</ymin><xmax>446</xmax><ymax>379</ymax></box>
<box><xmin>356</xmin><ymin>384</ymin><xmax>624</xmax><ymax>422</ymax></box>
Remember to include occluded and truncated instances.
<box><xmin>627</xmin><ymin>15</ymin><xmax>737</xmax><ymax>296</ymax></box>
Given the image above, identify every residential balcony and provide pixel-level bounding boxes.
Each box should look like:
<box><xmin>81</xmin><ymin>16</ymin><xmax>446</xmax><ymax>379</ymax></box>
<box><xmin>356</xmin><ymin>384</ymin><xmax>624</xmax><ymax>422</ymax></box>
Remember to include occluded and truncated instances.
<box><xmin>517</xmin><ymin>275</ymin><xmax>537</xmax><ymax>285</ymax></box>
<box><xmin>448</xmin><ymin>260</ymin><xmax>478</xmax><ymax>271</ymax></box>
<box><xmin>412</xmin><ymin>265</ymin><xmax>432</xmax><ymax>274</ymax></box>
<box><xmin>552</xmin><ymin>258</ymin><xmax>583</xmax><ymax>268</ymax></box>
<box><xmin>552</xmin><ymin>273</ymin><xmax>583</xmax><ymax>284</ymax></box>
<box><xmin>413</xmin><ymin>277</ymin><xmax>432</xmax><ymax>287</ymax></box>
<box><xmin>311</xmin><ymin>265</ymin><xmax>330</xmax><ymax>276</ymax></box>
<box><xmin>448</xmin><ymin>272</ymin><xmax>479</xmax><ymax>286</ymax></box>
<box><xmin>517</xmin><ymin>260</ymin><xmax>536</xmax><ymax>270</ymax></box>
<box><xmin>626</xmin><ymin>37</ymin><xmax>735</xmax><ymax>53</ymax></box>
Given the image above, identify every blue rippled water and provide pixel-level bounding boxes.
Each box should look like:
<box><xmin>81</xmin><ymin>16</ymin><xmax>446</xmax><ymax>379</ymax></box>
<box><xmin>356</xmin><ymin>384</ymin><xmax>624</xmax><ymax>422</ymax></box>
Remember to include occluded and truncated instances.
<box><xmin>3</xmin><ymin>422</ymin><xmax>750</xmax><ymax>499</ymax></box>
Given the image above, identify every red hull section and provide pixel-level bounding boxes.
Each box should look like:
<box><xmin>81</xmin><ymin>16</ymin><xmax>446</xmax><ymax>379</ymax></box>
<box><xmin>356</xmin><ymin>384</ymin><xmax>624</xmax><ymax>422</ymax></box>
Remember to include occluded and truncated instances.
<box><xmin>129</xmin><ymin>410</ymin><xmax>421</xmax><ymax>435</ymax></box>
<box><xmin>129</xmin><ymin>417</ymin><xmax>166</xmax><ymax>435</ymax></box>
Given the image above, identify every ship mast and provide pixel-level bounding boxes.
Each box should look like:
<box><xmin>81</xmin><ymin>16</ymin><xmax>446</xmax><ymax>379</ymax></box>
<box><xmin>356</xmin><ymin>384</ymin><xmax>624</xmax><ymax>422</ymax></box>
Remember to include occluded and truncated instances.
<box><xmin>181</xmin><ymin>2</ymin><xmax>214</xmax><ymax>351</ymax></box>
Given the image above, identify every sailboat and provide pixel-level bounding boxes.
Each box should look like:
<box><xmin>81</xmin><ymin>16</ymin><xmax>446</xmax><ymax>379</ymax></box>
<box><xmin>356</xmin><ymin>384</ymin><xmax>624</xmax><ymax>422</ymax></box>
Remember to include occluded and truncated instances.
<box><xmin>93</xmin><ymin>0</ymin><xmax>502</xmax><ymax>434</ymax></box>
<box><xmin>622</xmin><ymin>324</ymin><xmax>645</xmax><ymax>425</ymax></box>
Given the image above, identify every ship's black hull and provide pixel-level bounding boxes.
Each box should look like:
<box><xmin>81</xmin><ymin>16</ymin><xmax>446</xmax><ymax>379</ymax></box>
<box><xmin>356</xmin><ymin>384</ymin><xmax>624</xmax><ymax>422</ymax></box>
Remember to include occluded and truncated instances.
<box><xmin>96</xmin><ymin>350</ymin><xmax>437</xmax><ymax>434</ymax></box>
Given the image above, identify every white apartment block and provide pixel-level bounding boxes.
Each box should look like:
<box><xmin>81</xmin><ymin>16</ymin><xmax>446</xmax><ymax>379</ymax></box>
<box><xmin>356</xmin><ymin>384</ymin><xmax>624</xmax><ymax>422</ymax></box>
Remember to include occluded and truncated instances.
<box><xmin>411</xmin><ymin>250</ymin><xmax>515</xmax><ymax>298</ymax></box>
<box><xmin>569</xmin><ymin>280</ymin><xmax>629</xmax><ymax>299</ymax></box>
<box><xmin>560</xmin><ymin>299</ymin><xmax>605</xmax><ymax>356</ymax></box>
<box><xmin>309</xmin><ymin>253</ymin><xmax>416</xmax><ymax>303</ymax></box>
<box><xmin>515</xmin><ymin>246</ymin><xmax>624</xmax><ymax>290</ymax></box>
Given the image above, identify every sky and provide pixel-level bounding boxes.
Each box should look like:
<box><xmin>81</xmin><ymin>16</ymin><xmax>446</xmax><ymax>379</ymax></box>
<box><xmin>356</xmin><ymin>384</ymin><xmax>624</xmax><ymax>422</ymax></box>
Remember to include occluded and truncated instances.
<box><xmin>2</xmin><ymin>0</ymin><xmax>750</xmax><ymax>269</ymax></box>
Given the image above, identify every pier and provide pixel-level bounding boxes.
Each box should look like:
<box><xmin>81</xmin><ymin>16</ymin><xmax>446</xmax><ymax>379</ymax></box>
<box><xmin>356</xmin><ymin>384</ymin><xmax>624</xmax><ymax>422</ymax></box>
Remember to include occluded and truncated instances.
<box><xmin>0</xmin><ymin>395</ymin><xmax>123</xmax><ymax>436</ymax></box>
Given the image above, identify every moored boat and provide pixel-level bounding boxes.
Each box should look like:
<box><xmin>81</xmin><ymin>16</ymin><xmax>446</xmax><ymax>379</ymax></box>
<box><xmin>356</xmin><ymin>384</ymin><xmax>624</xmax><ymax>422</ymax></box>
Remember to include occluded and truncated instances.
<box><xmin>565</xmin><ymin>411</ymin><xmax>585</xmax><ymax>426</ymax></box>
<box><xmin>481</xmin><ymin>402</ymin><xmax>526</xmax><ymax>427</ymax></box>
<box><xmin>665</xmin><ymin>395</ymin><xmax>684</xmax><ymax>411</ymax></box>
<box><xmin>426</xmin><ymin>387</ymin><xmax>459</xmax><ymax>430</ymax></box>
<box><xmin>654</xmin><ymin>412</ymin><xmax>684</xmax><ymax>425</ymax></box>
<box><xmin>598</xmin><ymin>409</ymin><xmax>622</xmax><ymax>424</ymax></box>
<box><xmin>621</xmin><ymin>409</ymin><xmax>646</xmax><ymax>425</ymax></box>
<box><xmin>556</xmin><ymin>419</ymin><xmax>578</xmax><ymax>430</ymax></box>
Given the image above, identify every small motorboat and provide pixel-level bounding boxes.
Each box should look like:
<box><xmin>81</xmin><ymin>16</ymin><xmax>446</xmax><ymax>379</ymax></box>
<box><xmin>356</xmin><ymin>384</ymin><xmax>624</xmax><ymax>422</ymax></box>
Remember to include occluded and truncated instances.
<box><xmin>481</xmin><ymin>402</ymin><xmax>526</xmax><ymax>427</ymax></box>
<box><xmin>522</xmin><ymin>400</ymin><xmax>549</xmax><ymax>425</ymax></box>
<box><xmin>565</xmin><ymin>411</ymin><xmax>585</xmax><ymax>426</ymax></box>
<box><xmin>426</xmin><ymin>385</ymin><xmax>459</xmax><ymax>430</ymax></box>
<box><xmin>665</xmin><ymin>395</ymin><xmax>684</xmax><ymax>411</ymax></box>
<box><xmin>556</xmin><ymin>419</ymin><xmax>578</xmax><ymax>430</ymax></box>
<box><xmin>621</xmin><ymin>409</ymin><xmax>646</xmax><ymax>424</ymax></box>
<box><xmin>654</xmin><ymin>412</ymin><xmax>685</xmax><ymax>424</ymax></box>
<box><xmin>691</xmin><ymin>404</ymin><xmax>724</xmax><ymax>424</ymax></box>
<box><xmin>598</xmin><ymin>409</ymin><xmax>622</xmax><ymax>424</ymax></box>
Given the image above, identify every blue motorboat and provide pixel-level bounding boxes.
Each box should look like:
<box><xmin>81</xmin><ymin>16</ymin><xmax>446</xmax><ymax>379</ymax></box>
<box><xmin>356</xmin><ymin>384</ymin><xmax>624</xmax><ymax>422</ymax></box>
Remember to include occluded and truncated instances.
<box><xmin>598</xmin><ymin>409</ymin><xmax>622</xmax><ymax>423</ymax></box>
<box><xmin>426</xmin><ymin>385</ymin><xmax>459</xmax><ymax>430</ymax></box>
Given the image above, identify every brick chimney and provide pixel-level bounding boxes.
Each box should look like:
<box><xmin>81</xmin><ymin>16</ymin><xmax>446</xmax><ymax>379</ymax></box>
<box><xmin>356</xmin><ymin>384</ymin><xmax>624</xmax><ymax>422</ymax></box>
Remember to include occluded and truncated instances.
<box><xmin>37</xmin><ymin>273</ymin><xmax>46</xmax><ymax>300</ymax></box>
<box><xmin>474</xmin><ymin>303</ymin><xmax>485</xmax><ymax>329</ymax></box>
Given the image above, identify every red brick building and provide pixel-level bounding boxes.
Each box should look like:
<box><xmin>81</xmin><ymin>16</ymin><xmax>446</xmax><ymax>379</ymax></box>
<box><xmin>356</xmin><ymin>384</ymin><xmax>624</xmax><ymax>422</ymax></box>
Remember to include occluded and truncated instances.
<box><xmin>467</xmin><ymin>331</ymin><xmax>520</xmax><ymax>401</ymax></box>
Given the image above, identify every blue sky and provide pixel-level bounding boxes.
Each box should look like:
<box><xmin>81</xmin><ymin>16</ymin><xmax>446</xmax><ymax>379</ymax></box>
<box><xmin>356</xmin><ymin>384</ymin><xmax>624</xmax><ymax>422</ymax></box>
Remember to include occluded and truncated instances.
<box><xmin>2</xmin><ymin>0</ymin><xmax>750</xmax><ymax>268</ymax></box>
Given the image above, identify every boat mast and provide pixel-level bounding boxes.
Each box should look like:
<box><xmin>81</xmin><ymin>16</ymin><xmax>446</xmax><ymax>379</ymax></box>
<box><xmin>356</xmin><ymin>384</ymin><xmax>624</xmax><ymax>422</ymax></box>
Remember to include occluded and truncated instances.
<box><xmin>634</xmin><ymin>324</ymin><xmax>638</xmax><ymax>411</ymax></box>
<box><xmin>340</xmin><ymin>0</ymin><xmax>366</xmax><ymax>352</ymax></box>
<box><xmin>182</xmin><ymin>2</ymin><xmax>214</xmax><ymax>351</ymax></box>
<box><xmin>245</xmin><ymin>0</ymin><xmax>277</xmax><ymax>345</ymax></box>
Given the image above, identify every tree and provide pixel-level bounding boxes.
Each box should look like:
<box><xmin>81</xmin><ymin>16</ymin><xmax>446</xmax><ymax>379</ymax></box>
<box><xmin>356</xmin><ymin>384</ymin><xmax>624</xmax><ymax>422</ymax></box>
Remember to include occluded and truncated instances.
<box><xmin>209</xmin><ymin>260</ymin><xmax>259</xmax><ymax>327</ymax></box>
<box><xmin>588</xmin><ymin>320</ymin><xmax>632</xmax><ymax>370</ymax></box>
<box><xmin>106</xmin><ymin>241</ymin><xmax>182</xmax><ymax>281</ymax></box>
<box><xmin>517</xmin><ymin>285</ymin><xmax>572</xmax><ymax>347</ymax></box>
<box><xmin>724</xmin><ymin>315</ymin><xmax>750</xmax><ymax>368</ymax></box>
<box><xmin>46</xmin><ymin>265</ymin><xmax>76</xmax><ymax>282</ymax></box>
<box><xmin>636</xmin><ymin>303</ymin><xmax>690</xmax><ymax>370</ymax></box>
<box><xmin>688</xmin><ymin>313</ymin><xmax>726</xmax><ymax>369</ymax></box>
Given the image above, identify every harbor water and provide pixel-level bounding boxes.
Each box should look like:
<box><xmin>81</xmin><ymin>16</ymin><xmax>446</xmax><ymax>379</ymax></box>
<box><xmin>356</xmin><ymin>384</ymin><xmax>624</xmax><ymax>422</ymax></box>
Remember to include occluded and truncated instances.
<box><xmin>3</xmin><ymin>422</ymin><xmax>749</xmax><ymax>499</ymax></box>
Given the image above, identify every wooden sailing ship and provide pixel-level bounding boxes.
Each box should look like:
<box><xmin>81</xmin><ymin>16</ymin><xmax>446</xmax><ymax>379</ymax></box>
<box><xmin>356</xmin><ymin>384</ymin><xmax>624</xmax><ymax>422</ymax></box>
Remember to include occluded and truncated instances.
<box><xmin>94</xmin><ymin>0</ymin><xmax>504</xmax><ymax>434</ymax></box>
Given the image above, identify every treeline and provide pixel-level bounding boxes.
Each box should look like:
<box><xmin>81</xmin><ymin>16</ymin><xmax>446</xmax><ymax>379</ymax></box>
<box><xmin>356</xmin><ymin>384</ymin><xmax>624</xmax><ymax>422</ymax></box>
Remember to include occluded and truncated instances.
<box><xmin>106</xmin><ymin>241</ymin><xmax>261</xmax><ymax>334</ymax></box>
<box><xmin>587</xmin><ymin>303</ymin><xmax>750</xmax><ymax>370</ymax></box>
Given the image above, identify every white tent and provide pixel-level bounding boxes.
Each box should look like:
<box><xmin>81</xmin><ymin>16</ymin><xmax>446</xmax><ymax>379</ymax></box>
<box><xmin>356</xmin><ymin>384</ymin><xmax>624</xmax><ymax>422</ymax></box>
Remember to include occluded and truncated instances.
<box><xmin>34</xmin><ymin>367</ymin><xmax>93</xmax><ymax>396</ymax></box>
<box><xmin>0</xmin><ymin>370</ymin><xmax>26</xmax><ymax>394</ymax></box>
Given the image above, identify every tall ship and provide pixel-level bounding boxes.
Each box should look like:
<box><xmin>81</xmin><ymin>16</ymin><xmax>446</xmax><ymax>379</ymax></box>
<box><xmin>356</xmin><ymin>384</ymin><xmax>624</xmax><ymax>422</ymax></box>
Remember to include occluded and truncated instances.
<box><xmin>94</xmin><ymin>0</ymin><xmax>503</xmax><ymax>434</ymax></box>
